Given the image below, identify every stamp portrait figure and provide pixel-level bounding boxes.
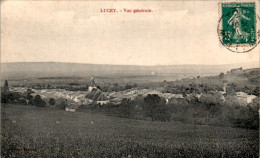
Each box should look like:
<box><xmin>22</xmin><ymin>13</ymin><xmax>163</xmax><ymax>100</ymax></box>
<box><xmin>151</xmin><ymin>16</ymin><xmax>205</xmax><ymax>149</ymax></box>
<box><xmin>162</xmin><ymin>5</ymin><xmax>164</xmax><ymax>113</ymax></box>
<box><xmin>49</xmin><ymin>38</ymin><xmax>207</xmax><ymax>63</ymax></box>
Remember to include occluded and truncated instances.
<box><xmin>228</xmin><ymin>8</ymin><xmax>251</xmax><ymax>42</ymax></box>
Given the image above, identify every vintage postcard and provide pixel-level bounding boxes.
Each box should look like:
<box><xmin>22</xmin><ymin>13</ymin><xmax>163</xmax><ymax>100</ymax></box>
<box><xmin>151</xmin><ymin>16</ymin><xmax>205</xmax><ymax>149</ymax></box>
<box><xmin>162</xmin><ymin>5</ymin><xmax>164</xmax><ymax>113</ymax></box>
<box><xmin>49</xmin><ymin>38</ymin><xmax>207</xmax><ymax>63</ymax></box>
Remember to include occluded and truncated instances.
<box><xmin>1</xmin><ymin>0</ymin><xmax>259</xmax><ymax>157</ymax></box>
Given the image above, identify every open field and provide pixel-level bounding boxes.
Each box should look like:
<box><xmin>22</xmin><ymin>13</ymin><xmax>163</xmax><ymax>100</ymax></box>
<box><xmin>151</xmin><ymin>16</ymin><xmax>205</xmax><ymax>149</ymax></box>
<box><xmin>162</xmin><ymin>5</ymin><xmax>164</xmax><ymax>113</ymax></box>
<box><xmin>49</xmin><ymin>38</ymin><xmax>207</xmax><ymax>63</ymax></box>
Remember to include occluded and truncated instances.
<box><xmin>1</xmin><ymin>62</ymin><xmax>258</xmax><ymax>87</ymax></box>
<box><xmin>1</xmin><ymin>104</ymin><xmax>258</xmax><ymax>157</ymax></box>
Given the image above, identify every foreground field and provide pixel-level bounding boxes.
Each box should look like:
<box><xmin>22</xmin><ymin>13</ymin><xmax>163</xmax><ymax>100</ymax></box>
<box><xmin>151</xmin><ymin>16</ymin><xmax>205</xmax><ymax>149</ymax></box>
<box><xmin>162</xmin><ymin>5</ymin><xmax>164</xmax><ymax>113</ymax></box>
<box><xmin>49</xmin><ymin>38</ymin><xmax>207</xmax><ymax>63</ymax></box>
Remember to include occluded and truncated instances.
<box><xmin>1</xmin><ymin>104</ymin><xmax>259</xmax><ymax>157</ymax></box>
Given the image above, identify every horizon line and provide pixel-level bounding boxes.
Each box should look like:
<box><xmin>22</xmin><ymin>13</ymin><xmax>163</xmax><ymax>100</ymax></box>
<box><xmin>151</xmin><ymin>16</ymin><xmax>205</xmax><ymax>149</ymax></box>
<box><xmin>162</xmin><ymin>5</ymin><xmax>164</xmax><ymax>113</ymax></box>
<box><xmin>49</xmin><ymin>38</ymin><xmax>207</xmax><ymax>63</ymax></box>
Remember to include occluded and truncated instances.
<box><xmin>1</xmin><ymin>61</ymin><xmax>259</xmax><ymax>67</ymax></box>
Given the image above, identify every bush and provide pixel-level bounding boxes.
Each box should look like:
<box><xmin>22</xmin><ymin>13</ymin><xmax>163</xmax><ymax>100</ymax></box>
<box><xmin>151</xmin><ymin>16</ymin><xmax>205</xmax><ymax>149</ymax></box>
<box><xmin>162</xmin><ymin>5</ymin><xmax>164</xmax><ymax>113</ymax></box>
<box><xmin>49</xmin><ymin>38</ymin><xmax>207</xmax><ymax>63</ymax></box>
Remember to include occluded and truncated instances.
<box><xmin>200</xmin><ymin>92</ymin><xmax>224</xmax><ymax>115</ymax></box>
<box><xmin>49</xmin><ymin>98</ymin><xmax>56</xmax><ymax>105</ymax></box>
<box><xmin>97</xmin><ymin>98</ymin><xmax>136</xmax><ymax>118</ymax></box>
<box><xmin>1</xmin><ymin>91</ymin><xmax>22</xmax><ymax>104</ymax></box>
<box><xmin>219</xmin><ymin>72</ymin><xmax>225</xmax><ymax>78</ymax></box>
<box><xmin>18</xmin><ymin>98</ymin><xmax>27</xmax><ymax>105</ymax></box>
<box><xmin>33</xmin><ymin>95</ymin><xmax>46</xmax><ymax>107</ymax></box>
<box><xmin>55</xmin><ymin>98</ymin><xmax>67</xmax><ymax>110</ymax></box>
<box><xmin>143</xmin><ymin>94</ymin><xmax>170</xmax><ymax>121</ymax></box>
<box><xmin>118</xmin><ymin>98</ymin><xmax>135</xmax><ymax>118</ymax></box>
<box><xmin>220</xmin><ymin>97</ymin><xmax>259</xmax><ymax>129</ymax></box>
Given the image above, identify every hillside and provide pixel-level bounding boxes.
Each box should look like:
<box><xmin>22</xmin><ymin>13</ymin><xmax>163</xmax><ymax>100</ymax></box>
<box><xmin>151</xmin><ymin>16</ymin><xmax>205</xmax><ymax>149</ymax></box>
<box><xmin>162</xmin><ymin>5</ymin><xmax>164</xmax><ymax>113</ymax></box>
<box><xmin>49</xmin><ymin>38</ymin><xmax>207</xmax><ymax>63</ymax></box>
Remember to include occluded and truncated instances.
<box><xmin>165</xmin><ymin>68</ymin><xmax>260</xmax><ymax>95</ymax></box>
<box><xmin>1</xmin><ymin>62</ymin><xmax>258</xmax><ymax>81</ymax></box>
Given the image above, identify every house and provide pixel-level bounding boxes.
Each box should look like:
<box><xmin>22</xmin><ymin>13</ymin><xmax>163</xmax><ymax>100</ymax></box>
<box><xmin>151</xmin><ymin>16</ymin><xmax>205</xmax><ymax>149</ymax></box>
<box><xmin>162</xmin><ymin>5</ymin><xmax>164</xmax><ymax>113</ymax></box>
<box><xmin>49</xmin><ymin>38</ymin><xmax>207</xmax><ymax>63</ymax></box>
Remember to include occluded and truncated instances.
<box><xmin>65</xmin><ymin>103</ymin><xmax>79</xmax><ymax>112</ymax></box>
<box><xmin>166</xmin><ymin>94</ymin><xmax>184</xmax><ymax>104</ymax></box>
<box><xmin>236</xmin><ymin>92</ymin><xmax>257</xmax><ymax>104</ymax></box>
<box><xmin>85</xmin><ymin>88</ymin><xmax>109</xmax><ymax>105</ymax></box>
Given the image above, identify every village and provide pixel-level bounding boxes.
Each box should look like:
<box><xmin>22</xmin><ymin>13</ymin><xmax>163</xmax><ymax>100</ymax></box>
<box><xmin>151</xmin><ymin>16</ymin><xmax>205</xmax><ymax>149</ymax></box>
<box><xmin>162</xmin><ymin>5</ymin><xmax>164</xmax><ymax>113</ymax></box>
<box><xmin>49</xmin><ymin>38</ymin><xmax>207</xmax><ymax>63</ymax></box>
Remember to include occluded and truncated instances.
<box><xmin>7</xmin><ymin>74</ymin><xmax>257</xmax><ymax>113</ymax></box>
<box><xmin>1</xmin><ymin>1</ymin><xmax>259</xmax><ymax>156</ymax></box>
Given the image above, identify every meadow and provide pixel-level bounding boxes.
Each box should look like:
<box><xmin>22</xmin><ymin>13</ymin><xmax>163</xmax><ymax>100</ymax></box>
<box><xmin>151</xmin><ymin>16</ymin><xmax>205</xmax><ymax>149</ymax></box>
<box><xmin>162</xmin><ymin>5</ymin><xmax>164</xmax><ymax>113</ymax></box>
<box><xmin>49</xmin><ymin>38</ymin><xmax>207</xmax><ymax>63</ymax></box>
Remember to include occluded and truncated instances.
<box><xmin>1</xmin><ymin>104</ymin><xmax>258</xmax><ymax>157</ymax></box>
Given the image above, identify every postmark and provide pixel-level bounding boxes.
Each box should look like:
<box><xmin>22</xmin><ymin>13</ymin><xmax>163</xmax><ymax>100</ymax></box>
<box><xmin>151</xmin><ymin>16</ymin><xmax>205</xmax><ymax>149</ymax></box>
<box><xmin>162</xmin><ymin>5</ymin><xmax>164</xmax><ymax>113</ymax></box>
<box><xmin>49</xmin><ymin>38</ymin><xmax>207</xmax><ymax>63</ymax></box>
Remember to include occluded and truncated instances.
<box><xmin>217</xmin><ymin>2</ymin><xmax>260</xmax><ymax>53</ymax></box>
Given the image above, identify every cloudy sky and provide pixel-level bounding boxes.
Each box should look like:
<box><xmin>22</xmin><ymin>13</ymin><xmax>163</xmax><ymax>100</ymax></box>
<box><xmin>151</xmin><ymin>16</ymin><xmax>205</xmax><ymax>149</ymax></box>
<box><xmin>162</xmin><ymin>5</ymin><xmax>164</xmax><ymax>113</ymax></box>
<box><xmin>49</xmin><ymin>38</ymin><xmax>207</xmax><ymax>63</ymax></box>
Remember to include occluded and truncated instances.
<box><xmin>1</xmin><ymin>1</ymin><xmax>259</xmax><ymax>65</ymax></box>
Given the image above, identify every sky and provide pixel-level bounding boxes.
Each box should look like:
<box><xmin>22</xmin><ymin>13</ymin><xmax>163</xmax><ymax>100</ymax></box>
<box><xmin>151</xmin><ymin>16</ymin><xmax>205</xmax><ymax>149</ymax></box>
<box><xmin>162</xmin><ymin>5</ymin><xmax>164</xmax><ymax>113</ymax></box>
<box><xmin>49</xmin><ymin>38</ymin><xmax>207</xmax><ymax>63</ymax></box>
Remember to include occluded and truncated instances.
<box><xmin>1</xmin><ymin>1</ymin><xmax>259</xmax><ymax>66</ymax></box>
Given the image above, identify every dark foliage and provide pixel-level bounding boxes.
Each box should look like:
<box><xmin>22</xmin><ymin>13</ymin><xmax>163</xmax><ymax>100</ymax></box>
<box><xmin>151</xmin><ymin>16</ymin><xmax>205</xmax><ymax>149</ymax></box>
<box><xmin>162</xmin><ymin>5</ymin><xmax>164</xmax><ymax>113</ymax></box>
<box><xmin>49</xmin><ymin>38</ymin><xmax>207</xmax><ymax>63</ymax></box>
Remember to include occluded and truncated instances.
<box><xmin>49</xmin><ymin>98</ymin><xmax>56</xmax><ymax>105</ymax></box>
<box><xmin>3</xmin><ymin>80</ymin><xmax>9</xmax><ymax>92</ymax></box>
<box><xmin>33</xmin><ymin>95</ymin><xmax>46</xmax><ymax>107</ymax></box>
<box><xmin>219</xmin><ymin>72</ymin><xmax>225</xmax><ymax>78</ymax></box>
<box><xmin>17</xmin><ymin>98</ymin><xmax>27</xmax><ymax>105</ymax></box>
<box><xmin>143</xmin><ymin>94</ymin><xmax>170</xmax><ymax>121</ymax></box>
<box><xmin>55</xmin><ymin>98</ymin><xmax>67</xmax><ymax>110</ymax></box>
<box><xmin>1</xmin><ymin>92</ymin><xmax>23</xmax><ymax>104</ymax></box>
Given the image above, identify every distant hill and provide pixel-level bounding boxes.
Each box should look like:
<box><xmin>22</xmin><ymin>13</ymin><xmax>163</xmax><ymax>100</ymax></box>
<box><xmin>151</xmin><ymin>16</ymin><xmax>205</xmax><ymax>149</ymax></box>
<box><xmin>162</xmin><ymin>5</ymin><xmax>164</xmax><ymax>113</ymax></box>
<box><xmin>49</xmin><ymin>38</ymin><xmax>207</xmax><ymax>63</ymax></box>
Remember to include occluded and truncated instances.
<box><xmin>171</xmin><ymin>68</ymin><xmax>260</xmax><ymax>91</ymax></box>
<box><xmin>1</xmin><ymin>62</ymin><xmax>259</xmax><ymax>80</ymax></box>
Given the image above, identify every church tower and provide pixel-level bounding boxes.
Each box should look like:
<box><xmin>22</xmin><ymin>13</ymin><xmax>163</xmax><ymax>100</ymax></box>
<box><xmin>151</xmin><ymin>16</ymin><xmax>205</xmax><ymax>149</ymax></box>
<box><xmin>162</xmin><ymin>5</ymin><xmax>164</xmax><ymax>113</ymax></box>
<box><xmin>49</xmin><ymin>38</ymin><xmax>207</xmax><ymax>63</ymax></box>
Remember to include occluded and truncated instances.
<box><xmin>88</xmin><ymin>76</ymin><xmax>97</xmax><ymax>92</ymax></box>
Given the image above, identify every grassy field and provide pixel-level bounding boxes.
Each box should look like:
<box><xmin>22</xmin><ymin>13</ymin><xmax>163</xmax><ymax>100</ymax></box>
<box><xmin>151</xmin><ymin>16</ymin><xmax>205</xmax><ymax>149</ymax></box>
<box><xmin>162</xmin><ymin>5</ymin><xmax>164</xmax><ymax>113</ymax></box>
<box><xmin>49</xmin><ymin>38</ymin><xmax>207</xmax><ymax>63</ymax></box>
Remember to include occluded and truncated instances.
<box><xmin>1</xmin><ymin>104</ymin><xmax>259</xmax><ymax>157</ymax></box>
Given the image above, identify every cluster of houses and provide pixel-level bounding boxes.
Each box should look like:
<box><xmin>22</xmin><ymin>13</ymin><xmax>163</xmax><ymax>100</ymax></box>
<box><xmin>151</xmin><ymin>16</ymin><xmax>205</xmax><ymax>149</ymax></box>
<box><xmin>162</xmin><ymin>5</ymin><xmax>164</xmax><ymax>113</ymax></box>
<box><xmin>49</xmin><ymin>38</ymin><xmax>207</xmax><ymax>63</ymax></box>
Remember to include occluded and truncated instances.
<box><xmin>235</xmin><ymin>91</ymin><xmax>257</xmax><ymax>104</ymax></box>
<box><xmin>9</xmin><ymin>77</ymin><xmax>257</xmax><ymax>112</ymax></box>
<box><xmin>10</xmin><ymin>77</ymin><xmax>110</xmax><ymax>112</ymax></box>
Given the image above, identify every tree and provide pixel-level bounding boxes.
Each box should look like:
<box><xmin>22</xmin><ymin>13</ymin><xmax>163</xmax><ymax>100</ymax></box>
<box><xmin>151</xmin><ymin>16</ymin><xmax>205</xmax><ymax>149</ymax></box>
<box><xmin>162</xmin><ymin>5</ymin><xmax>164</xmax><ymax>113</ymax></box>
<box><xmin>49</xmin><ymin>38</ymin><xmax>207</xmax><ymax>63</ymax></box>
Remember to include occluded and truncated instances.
<box><xmin>26</xmin><ymin>89</ymin><xmax>34</xmax><ymax>101</ymax></box>
<box><xmin>200</xmin><ymin>92</ymin><xmax>223</xmax><ymax>115</ymax></box>
<box><xmin>33</xmin><ymin>95</ymin><xmax>46</xmax><ymax>107</ymax></box>
<box><xmin>252</xmin><ymin>87</ymin><xmax>259</xmax><ymax>96</ymax></box>
<box><xmin>219</xmin><ymin>72</ymin><xmax>225</xmax><ymax>78</ymax></box>
<box><xmin>143</xmin><ymin>94</ymin><xmax>170</xmax><ymax>121</ymax></box>
<box><xmin>119</xmin><ymin>98</ymin><xmax>135</xmax><ymax>118</ymax></box>
<box><xmin>182</xmin><ymin>92</ymin><xmax>187</xmax><ymax>97</ymax></box>
<box><xmin>1</xmin><ymin>91</ymin><xmax>22</xmax><ymax>104</ymax></box>
<box><xmin>125</xmin><ymin>84</ymin><xmax>132</xmax><ymax>90</ymax></box>
<box><xmin>226</xmin><ymin>84</ymin><xmax>237</xmax><ymax>95</ymax></box>
<box><xmin>55</xmin><ymin>98</ymin><xmax>67</xmax><ymax>110</ymax></box>
<box><xmin>18</xmin><ymin>98</ymin><xmax>27</xmax><ymax>105</ymax></box>
<box><xmin>3</xmin><ymin>80</ymin><xmax>9</xmax><ymax>92</ymax></box>
<box><xmin>224</xmin><ymin>98</ymin><xmax>259</xmax><ymax>129</ymax></box>
<box><xmin>1</xmin><ymin>92</ymin><xmax>10</xmax><ymax>103</ymax></box>
<box><xmin>49</xmin><ymin>98</ymin><xmax>56</xmax><ymax>105</ymax></box>
<box><xmin>113</xmin><ymin>83</ymin><xmax>119</xmax><ymax>91</ymax></box>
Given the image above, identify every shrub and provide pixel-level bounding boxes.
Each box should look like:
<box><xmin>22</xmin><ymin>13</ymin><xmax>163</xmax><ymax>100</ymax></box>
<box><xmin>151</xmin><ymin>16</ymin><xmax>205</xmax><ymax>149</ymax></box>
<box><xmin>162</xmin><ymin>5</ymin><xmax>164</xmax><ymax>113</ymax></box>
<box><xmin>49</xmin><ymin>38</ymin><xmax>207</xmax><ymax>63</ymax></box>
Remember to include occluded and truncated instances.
<box><xmin>143</xmin><ymin>94</ymin><xmax>170</xmax><ymax>121</ymax></box>
<box><xmin>18</xmin><ymin>98</ymin><xmax>27</xmax><ymax>105</ymax></box>
<box><xmin>119</xmin><ymin>98</ymin><xmax>135</xmax><ymax>118</ymax></box>
<box><xmin>49</xmin><ymin>98</ymin><xmax>56</xmax><ymax>105</ymax></box>
<box><xmin>33</xmin><ymin>95</ymin><xmax>46</xmax><ymax>107</ymax></box>
<box><xmin>219</xmin><ymin>72</ymin><xmax>225</xmax><ymax>78</ymax></box>
<box><xmin>1</xmin><ymin>91</ymin><xmax>22</xmax><ymax>104</ymax></box>
<box><xmin>55</xmin><ymin>98</ymin><xmax>67</xmax><ymax>110</ymax></box>
<box><xmin>200</xmin><ymin>92</ymin><xmax>224</xmax><ymax>115</ymax></box>
<box><xmin>221</xmin><ymin>97</ymin><xmax>259</xmax><ymax>129</ymax></box>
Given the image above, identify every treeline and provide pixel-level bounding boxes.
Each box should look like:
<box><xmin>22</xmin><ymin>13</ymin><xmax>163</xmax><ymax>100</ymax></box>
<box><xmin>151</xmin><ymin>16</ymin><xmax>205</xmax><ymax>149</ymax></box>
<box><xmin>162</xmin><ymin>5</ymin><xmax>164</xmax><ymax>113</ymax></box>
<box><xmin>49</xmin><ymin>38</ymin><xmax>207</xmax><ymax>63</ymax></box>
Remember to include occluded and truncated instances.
<box><xmin>1</xmin><ymin>89</ymin><xmax>47</xmax><ymax>107</ymax></box>
<box><xmin>91</xmin><ymin>94</ymin><xmax>170</xmax><ymax>122</ymax></box>
<box><xmin>163</xmin><ymin>83</ymin><xmax>222</xmax><ymax>94</ymax></box>
<box><xmin>30</xmin><ymin>84</ymin><xmax>89</xmax><ymax>91</ymax></box>
<box><xmin>100</xmin><ymin>83</ymin><xmax>138</xmax><ymax>92</ymax></box>
<box><xmin>162</xmin><ymin>68</ymin><xmax>259</xmax><ymax>96</ymax></box>
<box><xmin>163</xmin><ymin>82</ymin><xmax>259</xmax><ymax>96</ymax></box>
<box><xmin>90</xmin><ymin>93</ymin><xmax>259</xmax><ymax>130</ymax></box>
<box><xmin>1</xmin><ymin>88</ymin><xmax>72</xmax><ymax>110</ymax></box>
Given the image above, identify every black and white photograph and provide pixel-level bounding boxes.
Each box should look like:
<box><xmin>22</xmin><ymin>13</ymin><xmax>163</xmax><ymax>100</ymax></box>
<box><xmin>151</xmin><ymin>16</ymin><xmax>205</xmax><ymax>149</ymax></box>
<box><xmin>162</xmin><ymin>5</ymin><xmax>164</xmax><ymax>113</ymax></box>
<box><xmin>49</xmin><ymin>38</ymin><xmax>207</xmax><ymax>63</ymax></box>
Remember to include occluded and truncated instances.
<box><xmin>1</xmin><ymin>1</ymin><xmax>259</xmax><ymax>157</ymax></box>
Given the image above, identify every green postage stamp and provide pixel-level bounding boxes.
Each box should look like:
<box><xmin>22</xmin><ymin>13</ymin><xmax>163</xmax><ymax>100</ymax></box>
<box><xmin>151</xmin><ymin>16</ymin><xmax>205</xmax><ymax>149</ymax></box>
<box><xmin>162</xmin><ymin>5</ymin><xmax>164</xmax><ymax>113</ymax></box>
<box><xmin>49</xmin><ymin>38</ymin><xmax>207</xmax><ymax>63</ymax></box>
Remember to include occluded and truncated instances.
<box><xmin>218</xmin><ymin>2</ymin><xmax>260</xmax><ymax>53</ymax></box>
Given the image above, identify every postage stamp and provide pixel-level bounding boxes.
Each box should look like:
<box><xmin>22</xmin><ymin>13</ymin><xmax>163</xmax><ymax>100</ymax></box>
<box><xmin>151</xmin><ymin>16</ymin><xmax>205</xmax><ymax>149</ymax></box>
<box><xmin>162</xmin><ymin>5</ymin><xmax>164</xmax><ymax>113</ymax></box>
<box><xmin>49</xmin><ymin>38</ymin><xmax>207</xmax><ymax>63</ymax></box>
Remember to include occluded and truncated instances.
<box><xmin>217</xmin><ymin>2</ymin><xmax>260</xmax><ymax>53</ymax></box>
